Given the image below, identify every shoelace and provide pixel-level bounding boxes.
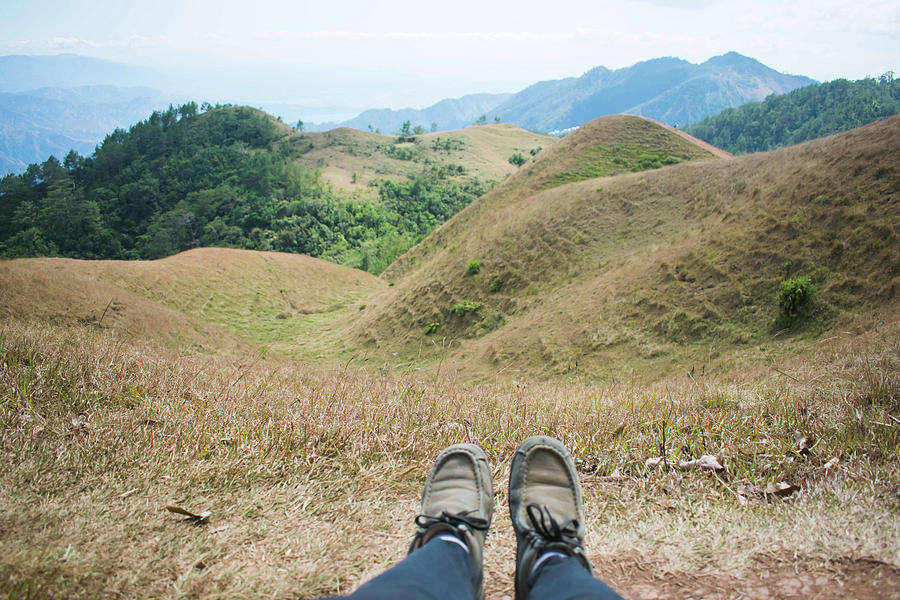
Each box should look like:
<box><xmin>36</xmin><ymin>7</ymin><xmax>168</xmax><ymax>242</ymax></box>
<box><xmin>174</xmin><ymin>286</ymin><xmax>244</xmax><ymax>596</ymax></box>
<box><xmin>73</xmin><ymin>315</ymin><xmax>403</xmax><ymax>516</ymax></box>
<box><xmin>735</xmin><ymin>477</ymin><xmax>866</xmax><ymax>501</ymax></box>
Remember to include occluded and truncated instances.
<box><xmin>525</xmin><ymin>503</ymin><xmax>582</xmax><ymax>547</ymax></box>
<box><xmin>415</xmin><ymin>509</ymin><xmax>490</xmax><ymax>533</ymax></box>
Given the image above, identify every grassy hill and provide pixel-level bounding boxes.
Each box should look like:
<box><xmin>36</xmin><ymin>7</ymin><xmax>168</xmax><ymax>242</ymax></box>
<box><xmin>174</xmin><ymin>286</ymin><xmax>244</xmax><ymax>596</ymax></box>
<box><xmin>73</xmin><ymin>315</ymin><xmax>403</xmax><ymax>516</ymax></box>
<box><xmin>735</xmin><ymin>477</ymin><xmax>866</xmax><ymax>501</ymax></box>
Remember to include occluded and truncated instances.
<box><xmin>2</xmin><ymin>114</ymin><xmax>899</xmax><ymax>600</ymax></box>
<box><xmin>289</xmin><ymin>123</ymin><xmax>552</xmax><ymax>200</ymax></box>
<box><xmin>345</xmin><ymin>114</ymin><xmax>900</xmax><ymax>382</ymax></box>
<box><xmin>0</xmin><ymin>247</ymin><xmax>385</xmax><ymax>359</ymax></box>
<box><xmin>0</xmin><ymin>104</ymin><xmax>552</xmax><ymax>274</ymax></box>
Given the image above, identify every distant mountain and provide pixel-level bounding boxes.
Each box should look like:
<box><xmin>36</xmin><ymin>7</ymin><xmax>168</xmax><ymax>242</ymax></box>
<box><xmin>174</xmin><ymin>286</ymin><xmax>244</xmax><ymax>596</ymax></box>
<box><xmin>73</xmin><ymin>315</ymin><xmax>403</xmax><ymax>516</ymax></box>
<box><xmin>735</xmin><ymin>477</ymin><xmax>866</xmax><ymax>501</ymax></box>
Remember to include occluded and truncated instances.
<box><xmin>0</xmin><ymin>85</ymin><xmax>180</xmax><ymax>175</ymax></box>
<box><xmin>310</xmin><ymin>92</ymin><xmax>512</xmax><ymax>133</ymax></box>
<box><xmin>491</xmin><ymin>52</ymin><xmax>816</xmax><ymax>131</ymax></box>
<box><xmin>0</xmin><ymin>54</ymin><xmax>159</xmax><ymax>92</ymax></box>
<box><xmin>684</xmin><ymin>74</ymin><xmax>900</xmax><ymax>154</ymax></box>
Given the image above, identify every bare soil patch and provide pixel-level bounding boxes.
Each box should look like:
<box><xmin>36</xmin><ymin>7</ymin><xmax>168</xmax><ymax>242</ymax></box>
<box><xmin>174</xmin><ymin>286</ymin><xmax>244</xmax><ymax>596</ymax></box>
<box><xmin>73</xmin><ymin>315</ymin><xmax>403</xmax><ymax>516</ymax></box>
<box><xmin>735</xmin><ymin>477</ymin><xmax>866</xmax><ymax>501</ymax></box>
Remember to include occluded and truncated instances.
<box><xmin>593</xmin><ymin>556</ymin><xmax>900</xmax><ymax>600</ymax></box>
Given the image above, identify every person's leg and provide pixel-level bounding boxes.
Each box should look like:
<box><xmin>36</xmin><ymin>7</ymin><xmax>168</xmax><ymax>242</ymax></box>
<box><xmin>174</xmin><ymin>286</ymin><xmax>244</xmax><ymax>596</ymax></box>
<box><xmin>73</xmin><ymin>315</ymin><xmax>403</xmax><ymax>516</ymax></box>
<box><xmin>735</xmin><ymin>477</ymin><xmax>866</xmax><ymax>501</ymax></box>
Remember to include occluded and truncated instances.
<box><xmin>344</xmin><ymin>534</ymin><xmax>476</xmax><ymax>600</ymax></box>
<box><xmin>508</xmin><ymin>436</ymin><xmax>625</xmax><ymax>600</ymax></box>
<box><xmin>527</xmin><ymin>554</ymin><xmax>622</xmax><ymax>600</ymax></box>
<box><xmin>321</xmin><ymin>443</ymin><xmax>493</xmax><ymax>600</ymax></box>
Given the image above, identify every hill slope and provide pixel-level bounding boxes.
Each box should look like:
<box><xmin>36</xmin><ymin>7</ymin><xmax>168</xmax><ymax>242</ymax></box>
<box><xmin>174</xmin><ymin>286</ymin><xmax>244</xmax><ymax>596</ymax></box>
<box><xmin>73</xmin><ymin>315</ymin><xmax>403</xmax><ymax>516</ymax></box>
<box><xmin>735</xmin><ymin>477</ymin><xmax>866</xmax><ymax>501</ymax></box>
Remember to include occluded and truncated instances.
<box><xmin>0</xmin><ymin>104</ymin><xmax>552</xmax><ymax>274</ymax></box>
<box><xmin>684</xmin><ymin>74</ymin><xmax>900</xmax><ymax>154</ymax></box>
<box><xmin>345</xmin><ymin>115</ymin><xmax>900</xmax><ymax>381</ymax></box>
<box><xmin>290</xmin><ymin>123</ymin><xmax>552</xmax><ymax>198</ymax></box>
<box><xmin>493</xmin><ymin>52</ymin><xmax>815</xmax><ymax>131</ymax></box>
<box><xmin>0</xmin><ymin>247</ymin><xmax>385</xmax><ymax>359</ymax></box>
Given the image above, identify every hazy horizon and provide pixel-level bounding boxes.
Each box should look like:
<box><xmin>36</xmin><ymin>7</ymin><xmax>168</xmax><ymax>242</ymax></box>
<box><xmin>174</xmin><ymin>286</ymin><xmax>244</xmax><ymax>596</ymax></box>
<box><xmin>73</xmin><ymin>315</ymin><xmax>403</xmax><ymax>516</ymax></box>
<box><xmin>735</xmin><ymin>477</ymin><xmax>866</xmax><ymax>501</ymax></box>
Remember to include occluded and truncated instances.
<box><xmin>2</xmin><ymin>0</ymin><xmax>898</xmax><ymax>117</ymax></box>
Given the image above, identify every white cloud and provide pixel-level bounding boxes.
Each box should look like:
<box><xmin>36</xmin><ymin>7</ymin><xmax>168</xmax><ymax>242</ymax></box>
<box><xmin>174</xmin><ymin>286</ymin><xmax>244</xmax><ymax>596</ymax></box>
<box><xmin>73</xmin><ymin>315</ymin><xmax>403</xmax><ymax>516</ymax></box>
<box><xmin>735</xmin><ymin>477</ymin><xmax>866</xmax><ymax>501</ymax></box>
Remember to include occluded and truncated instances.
<box><xmin>4</xmin><ymin>34</ymin><xmax>167</xmax><ymax>53</ymax></box>
<box><xmin>258</xmin><ymin>30</ymin><xmax>572</xmax><ymax>42</ymax></box>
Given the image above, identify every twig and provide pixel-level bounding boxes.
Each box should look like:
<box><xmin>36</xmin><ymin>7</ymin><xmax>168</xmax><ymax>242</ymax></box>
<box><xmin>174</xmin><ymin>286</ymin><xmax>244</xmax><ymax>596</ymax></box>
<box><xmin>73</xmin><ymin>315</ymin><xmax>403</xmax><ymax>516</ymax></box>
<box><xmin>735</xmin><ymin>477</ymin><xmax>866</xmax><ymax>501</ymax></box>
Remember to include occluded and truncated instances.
<box><xmin>97</xmin><ymin>298</ymin><xmax>114</xmax><ymax>326</ymax></box>
<box><xmin>713</xmin><ymin>472</ymin><xmax>743</xmax><ymax>503</ymax></box>
<box><xmin>769</xmin><ymin>365</ymin><xmax>801</xmax><ymax>382</ymax></box>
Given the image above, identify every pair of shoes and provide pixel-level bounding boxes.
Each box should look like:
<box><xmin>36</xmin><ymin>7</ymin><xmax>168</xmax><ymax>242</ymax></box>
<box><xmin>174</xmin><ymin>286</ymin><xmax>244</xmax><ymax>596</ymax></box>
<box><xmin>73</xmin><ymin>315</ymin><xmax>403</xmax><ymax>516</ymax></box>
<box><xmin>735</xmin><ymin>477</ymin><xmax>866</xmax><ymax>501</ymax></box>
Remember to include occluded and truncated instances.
<box><xmin>409</xmin><ymin>436</ymin><xmax>590</xmax><ymax>600</ymax></box>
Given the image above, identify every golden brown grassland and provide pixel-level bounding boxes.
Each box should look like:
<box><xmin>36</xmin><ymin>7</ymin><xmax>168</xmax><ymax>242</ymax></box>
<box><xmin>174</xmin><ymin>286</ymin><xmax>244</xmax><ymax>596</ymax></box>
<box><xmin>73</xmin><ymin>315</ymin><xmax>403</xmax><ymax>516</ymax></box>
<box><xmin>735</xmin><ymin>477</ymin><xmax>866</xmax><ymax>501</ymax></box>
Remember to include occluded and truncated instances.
<box><xmin>1</xmin><ymin>314</ymin><xmax>898</xmax><ymax>598</ymax></box>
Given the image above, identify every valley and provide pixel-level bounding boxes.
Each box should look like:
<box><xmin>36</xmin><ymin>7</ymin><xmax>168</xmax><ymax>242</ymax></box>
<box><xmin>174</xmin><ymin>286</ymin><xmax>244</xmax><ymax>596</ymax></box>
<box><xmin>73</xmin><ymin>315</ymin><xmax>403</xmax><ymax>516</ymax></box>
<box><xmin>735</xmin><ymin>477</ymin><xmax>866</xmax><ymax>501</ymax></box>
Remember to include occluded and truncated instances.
<box><xmin>1</xmin><ymin>113</ymin><xmax>898</xmax><ymax>599</ymax></box>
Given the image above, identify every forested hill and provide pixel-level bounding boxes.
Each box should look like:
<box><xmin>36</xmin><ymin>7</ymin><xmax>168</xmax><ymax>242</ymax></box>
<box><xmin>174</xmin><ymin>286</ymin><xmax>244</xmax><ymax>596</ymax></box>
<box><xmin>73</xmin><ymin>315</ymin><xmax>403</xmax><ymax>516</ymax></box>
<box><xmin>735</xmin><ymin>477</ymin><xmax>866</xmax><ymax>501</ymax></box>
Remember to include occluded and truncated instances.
<box><xmin>0</xmin><ymin>104</ymin><xmax>495</xmax><ymax>274</ymax></box>
<box><xmin>684</xmin><ymin>74</ymin><xmax>899</xmax><ymax>154</ymax></box>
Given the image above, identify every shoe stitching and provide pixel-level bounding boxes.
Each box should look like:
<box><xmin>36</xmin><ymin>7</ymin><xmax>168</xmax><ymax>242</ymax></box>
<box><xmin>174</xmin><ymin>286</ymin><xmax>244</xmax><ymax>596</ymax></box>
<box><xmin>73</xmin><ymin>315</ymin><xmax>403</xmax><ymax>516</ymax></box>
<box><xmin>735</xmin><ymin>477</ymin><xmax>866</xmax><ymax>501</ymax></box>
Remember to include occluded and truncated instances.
<box><xmin>520</xmin><ymin>442</ymin><xmax>579</xmax><ymax>524</ymax></box>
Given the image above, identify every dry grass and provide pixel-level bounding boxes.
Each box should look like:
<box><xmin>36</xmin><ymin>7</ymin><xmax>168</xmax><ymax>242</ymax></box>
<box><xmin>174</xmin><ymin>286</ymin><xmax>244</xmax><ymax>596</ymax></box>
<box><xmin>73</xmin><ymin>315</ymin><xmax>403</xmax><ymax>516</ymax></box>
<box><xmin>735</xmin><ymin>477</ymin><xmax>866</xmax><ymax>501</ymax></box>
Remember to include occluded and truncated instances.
<box><xmin>354</xmin><ymin>115</ymin><xmax>900</xmax><ymax>381</ymax></box>
<box><xmin>1</xmin><ymin>316</ymin><xmax>897</xmax><ymax>599</ymax></box>
<box><xmin>0</xmin><ymin>248</ymin><xmax>384</xmax><ymax>361</ymax></box>
<box><xmin>2</xmin><ymin>116</ymin><xmax>898</xmax><ymax>599</ymax></box>
<box><xmin>290</xmin><ymin>124</ymin><xmax>554</xmax><ymax>200</ymax></box>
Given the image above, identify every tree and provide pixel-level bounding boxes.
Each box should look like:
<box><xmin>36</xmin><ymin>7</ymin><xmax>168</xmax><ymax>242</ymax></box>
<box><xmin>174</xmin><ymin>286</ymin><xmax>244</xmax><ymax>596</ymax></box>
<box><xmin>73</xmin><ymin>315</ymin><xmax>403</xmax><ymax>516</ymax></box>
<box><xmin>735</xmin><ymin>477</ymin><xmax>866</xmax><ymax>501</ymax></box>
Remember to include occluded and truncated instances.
<box><xmin>431</xmin><ymin>122</ymin><xmax>438</xmax><ymax>132</ymax></box>
<box><xmin>295</xmin><ymin>119</ymin><xmax>304</xmax><ymax>132</ymax></box>
<box><xmin>413</xmin><ymin>125</ymin><xmax>426</xmax><ymax>135</ymax></box>
<box><xmin>475</xmin><ymin>115</ymin><xmax>487</xmax><ymax>126</ymax></box>
<box><xmin>396</xmin><ymin>120</ymin><xmax>415</xmax><ymax>142</ymax></box>
<box><xmin>494</xmin><ymin>116</ymin><xmax>501</xmax><ymax>123</ymax></box>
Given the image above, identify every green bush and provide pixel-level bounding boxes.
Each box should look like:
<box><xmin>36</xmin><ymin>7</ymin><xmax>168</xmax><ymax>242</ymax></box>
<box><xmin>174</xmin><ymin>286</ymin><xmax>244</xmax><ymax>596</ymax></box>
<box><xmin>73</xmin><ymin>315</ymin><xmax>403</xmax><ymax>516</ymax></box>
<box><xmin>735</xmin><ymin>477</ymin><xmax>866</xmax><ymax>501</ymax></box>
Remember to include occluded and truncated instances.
<box><xmin>508</xmin><ymin>153</ymin><xmax>527</xmax><ymax>167</ymax></box>
<box><xmin>489</xmin><ymin>276</ymin><xmax>504</xmax><ymax>292</ymax></box>
<box><xmin>467</xmin><ymin>259</ymin><xmax>482</xmax><ymax>275</ymax></box>
<box><xmin>777</xmin><ymin>275</ymin><xmax>814</xmax><ymax>325</ymax></box>
<box><xmin>424</xmin><ymin>321</ymin><xmax>440</xmax><ymax>334</ymax></box>
<box><xmin>449</xmin><ymin>300</ymin><xmax>481</xmax><ymax>316</ymax></box>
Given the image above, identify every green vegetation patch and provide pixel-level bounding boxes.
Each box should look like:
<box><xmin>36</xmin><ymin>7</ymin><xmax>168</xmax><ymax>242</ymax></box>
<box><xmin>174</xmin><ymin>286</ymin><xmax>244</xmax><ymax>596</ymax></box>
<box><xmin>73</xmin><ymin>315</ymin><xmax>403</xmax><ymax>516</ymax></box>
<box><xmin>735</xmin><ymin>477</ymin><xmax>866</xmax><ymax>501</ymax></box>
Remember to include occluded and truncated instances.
<box><xmin>449</xmin><ymin>300</ymin><xmax>481</xmax><ymax>316</ymax></box>
<box><xmin>0</xmin><ymin>104</ymin><xmax>488</xmax><ymax>275</ymax></box>
<box><xmin>685</xmin><ymin>74</ymin><xmax>900</xmax><ymax>154</ymax></box>
<box><xmin>550</xmin><ymin>141</ymin><xmax>694</xmax><ymax>188</ymax></box>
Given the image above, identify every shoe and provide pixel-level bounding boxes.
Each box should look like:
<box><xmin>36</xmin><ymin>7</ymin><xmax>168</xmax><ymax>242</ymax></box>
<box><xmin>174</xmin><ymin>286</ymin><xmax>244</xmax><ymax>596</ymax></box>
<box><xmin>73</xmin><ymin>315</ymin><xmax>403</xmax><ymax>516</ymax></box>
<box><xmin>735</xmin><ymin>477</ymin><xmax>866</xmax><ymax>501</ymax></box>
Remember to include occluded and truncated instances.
<box><xmin>409</xmin><ymin>443</ymin><xmax>493</xmax><ymax>600</ymax></box>
<box><xmin>509</xmin><ymin>436</ymin><xmax>592</xmax><ymax>600</ymax></box>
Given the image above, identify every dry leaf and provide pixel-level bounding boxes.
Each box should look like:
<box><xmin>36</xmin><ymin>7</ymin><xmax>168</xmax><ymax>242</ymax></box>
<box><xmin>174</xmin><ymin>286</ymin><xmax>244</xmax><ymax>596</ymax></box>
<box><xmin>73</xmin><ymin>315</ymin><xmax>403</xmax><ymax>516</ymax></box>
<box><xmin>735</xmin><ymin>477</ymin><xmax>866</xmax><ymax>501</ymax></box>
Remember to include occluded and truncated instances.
<box><xmin>166</xmin><ymin>504</ymin><xmax>211</xmax><ymax>523</ymax></box>
<box><xmin>793</xmin><ymin>430</ymin><xmax>812</xmax><ymax>457</ymax></box>
<box><xmin>656</xmin><ymin>498</ymin><xmax>678</xmax><ymax>510</ymax></box>
<box><xmin>765</xmin><ymin>481</ymin><xmax>797</xmax><ymax>498</ymax></box>
<box><xmin>646</xmin><ymin>456</ymin><xmax>677</xmax><ymax>469</ymax></box>
<box><xmin>596</xmin><ymin>467</ymin><xmax>628</xmax><ymax>482</ymax></box>
<box><xmin>678</xmin><ymin>455</ymin><xmax>724</xmax><ymax>472</ymax></box>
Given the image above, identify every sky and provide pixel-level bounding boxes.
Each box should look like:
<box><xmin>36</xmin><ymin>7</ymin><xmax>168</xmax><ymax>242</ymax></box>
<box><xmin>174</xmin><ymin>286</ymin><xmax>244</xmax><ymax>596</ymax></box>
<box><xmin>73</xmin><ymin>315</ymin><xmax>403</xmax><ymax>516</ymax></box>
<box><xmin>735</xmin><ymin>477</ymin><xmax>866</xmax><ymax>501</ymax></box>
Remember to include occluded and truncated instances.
<box><xmin>1</xmin><ymin>0</ymin><xmax>898</xmax><ymax>115</ymax></box>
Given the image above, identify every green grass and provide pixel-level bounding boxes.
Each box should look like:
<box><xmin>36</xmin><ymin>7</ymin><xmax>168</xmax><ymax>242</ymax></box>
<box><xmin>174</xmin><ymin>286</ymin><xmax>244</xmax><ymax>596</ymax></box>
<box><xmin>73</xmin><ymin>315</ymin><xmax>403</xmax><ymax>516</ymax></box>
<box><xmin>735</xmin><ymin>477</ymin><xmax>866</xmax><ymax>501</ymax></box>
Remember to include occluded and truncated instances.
<box><xmin>547</xmin><ymin>122</ymin><xmax>714</xmax><ymax>188</ymax></box>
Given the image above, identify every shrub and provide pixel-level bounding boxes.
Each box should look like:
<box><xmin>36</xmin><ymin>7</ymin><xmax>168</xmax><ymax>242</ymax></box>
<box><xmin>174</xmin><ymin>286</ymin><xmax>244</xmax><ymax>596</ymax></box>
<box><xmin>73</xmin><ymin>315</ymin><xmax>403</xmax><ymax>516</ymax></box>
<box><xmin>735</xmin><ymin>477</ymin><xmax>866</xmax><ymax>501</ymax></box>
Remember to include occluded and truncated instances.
<box><xmin>449</xmin><ymin>300</ymin><xmax>481</xmax><ymax>316</ymax></box>
<box><xmin>424</xmin><ymin>322</ymin><xmax>440</xmax><ymax>334</ymax></box>
<box><xmin>489</xmin><ymin>276</ymin><xmax>504</xmax><ymax>292</ymax></box>
<box><xmin>508</xmin><ymin>153</ymin><xmax>527</xmax><ymax>167</ymax></box>
<box><xmin>467</xmin><ymin>259</ymin><xmax>482</xmax><ymax>275</ymax></box>
<box><xmin>777</xmin><ymin>276</ymin><xmax>814</xmax><ymax>325</ymax></box>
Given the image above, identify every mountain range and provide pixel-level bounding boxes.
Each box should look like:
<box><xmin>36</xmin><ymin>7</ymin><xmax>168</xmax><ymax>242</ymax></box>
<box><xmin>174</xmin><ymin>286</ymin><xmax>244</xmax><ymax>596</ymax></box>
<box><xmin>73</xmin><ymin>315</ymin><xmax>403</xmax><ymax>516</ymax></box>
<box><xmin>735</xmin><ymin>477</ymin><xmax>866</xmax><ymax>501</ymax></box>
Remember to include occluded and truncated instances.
<box><xmin>312</xmin><ymin>52</ymin><xmax>815</xmax><ymax>134</ymax></box>
<box><xmin>0</xmin><ymin>51</ymin><xmax>814</xmax><ymax>175</ymax></box>
<box><xmin>0</xmin><ymin>85</ymin><xmax>180</xmax><ymax>174</ymax></box>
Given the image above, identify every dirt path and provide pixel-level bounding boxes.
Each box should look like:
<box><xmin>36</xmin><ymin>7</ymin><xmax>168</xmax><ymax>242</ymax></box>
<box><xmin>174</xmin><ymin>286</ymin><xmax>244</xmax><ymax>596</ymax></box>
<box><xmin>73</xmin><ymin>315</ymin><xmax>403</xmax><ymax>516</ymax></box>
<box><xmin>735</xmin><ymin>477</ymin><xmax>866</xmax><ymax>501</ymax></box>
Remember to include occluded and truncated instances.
<box><xmin>582</xmin><ymin>556</ymin><xmax>900</xmax><ymax>600</ymax></box>
<box><xmin>634</xmin><ymin>115</ymin><xmax>733</xmax><ymax>159</ymax></box>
